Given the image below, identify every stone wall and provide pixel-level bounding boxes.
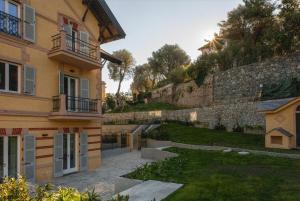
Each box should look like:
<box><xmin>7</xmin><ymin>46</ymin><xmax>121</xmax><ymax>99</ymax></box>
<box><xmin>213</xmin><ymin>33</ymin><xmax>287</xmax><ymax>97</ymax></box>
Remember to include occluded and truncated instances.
<box><xmin>103</xmin><ymin>101</ymin><xmax>265</xmax><ymax>131</ymax></box>
<box><xmin>150</xmin><ymin>78</ymin><xmax>213</xmax><ymax>107</ymax></box>
<box><xmin>151</xmin><ymin>54</ymin><xmax>300</xmax><ymax>106</ymax></box>
<box><xmin>213</xmin><ymin>54</ymin><xmax>300</xmax><ymax>103</ymax></box>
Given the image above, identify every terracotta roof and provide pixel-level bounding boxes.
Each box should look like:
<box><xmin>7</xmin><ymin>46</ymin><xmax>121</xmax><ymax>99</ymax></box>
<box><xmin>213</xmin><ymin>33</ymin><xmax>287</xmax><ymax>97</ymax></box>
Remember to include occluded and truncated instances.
<box><xmin>267</xmin><ymin>127</ymin><xmax>293</xmax><ymax>137</ymax></box>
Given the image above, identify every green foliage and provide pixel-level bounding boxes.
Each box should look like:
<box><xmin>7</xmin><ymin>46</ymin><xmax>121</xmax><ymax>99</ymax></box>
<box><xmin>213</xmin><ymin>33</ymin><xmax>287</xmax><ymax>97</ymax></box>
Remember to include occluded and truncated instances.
<box><xmin>261</xmin><ymin>78</ymin><xmax>300</xmax><ymax>100</ymax></box>
<box><xmin>169</xmin><ymin>67</ymin><xmax>190</xmax><ymax>85</ymax></box>
<box><xmin>143</xmin><ymin>126</ymin><xmax>170</xmax><ymax>141</ymax></box>
<box><xmin>127</xmin><ymin>147</ymin><xmax>300</xmax><ymax>201</ymax></box>
<box><xmin>0</xmin><ymin>176</ymin><xmax>130</xmax><ymax>201</ymax></box>
<box><xmin>105</xmin><ymin>93</ymin><xmax>117</xmax><ymax>111</ymax></box>
<box><xmin>109</xmin><ymin>102</ymin><xmax>184</xmax><ymax>113</ymax></box>
<box><xmin>0</xmin><ymin>176</ymin><xmax>31</xmax><ymax>201</ymax></box>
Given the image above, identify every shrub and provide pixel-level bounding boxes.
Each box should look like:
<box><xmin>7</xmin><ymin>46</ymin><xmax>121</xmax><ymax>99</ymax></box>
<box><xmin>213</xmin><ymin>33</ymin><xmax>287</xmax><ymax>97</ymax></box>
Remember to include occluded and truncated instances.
<box><xmin>232</xmin><ymin>123</ymin><xmax>243</xmax><ymax>133</ymax></box>
<box><xmin>0</xmin><ymin>176</ymin><xmax>31</xmax><ymax>201</ymax></box>
<box><xmin>145</xmin><ymin>126</ymin><xmax>170</xmax><ymax>141</ymax></box>
<box><xmin>0</xmin><ymin>176</ymin><xmax>130</xmax><ymax>201</ymax></box>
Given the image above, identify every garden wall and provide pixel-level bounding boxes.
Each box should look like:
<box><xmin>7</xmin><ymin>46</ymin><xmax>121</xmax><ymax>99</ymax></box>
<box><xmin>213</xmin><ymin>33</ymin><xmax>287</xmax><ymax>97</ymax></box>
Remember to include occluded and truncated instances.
<box><xmin>103</xmin><ymin>101</ymin><xmax>265</xmax><ymax>131</ymax></box>
<box><xmin>151</xmin><ymin>54</ymin><xmax>300</xmax><ymax>106</ymax></box>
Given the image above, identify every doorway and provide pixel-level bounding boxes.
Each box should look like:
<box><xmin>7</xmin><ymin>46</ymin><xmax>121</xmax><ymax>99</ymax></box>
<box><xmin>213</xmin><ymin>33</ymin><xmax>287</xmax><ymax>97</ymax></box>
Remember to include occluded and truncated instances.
<box><xmin>63</xmin><ymin>133</ymin><xmax>77</xmax><ymax>174</ymax></box>
<box><xmin>64</xmin><ymin>76</ymin><xmax>78</xmax><ymax>111</ymax></box>
<box><xmin>0</xmin><ymin>136</ymin><xmax>19</xmax><ymax>179</ymax></box>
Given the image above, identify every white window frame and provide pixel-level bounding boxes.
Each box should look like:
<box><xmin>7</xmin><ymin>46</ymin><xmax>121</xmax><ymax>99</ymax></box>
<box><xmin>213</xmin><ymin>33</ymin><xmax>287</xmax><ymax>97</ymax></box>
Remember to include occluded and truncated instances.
<box><xmin>62</xmin><ymin>133</ymin><xmax>78</xmax><ymax>175</ymax></box>
<box><xmin>0</xmin><ymin>136</ymin><xmax>20</xmax><ymax>178</ymax></box>
<box><xmin>0</xmin><ymin>61</ymin><xmax>21</xmax><ymax>93</ymax></box>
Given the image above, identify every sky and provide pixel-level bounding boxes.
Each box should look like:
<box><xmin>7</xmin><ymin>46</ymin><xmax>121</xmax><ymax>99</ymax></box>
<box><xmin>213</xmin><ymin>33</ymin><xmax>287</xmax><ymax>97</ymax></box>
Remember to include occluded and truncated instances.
<box><xmin>102</xmin><ymin>0</ymin><xmax>243</xmax><ymax>94</ymax></box>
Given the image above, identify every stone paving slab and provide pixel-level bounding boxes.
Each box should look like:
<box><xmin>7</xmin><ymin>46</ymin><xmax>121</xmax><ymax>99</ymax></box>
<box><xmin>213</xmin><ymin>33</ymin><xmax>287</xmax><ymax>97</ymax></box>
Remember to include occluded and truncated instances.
<box><xmin>117</xmin><ymin>180</ymin><xmax>183</xmax><ymax>201</ymax></box>
<box><xmin>52</xmin><ymin>151</ymin><xmax>153</xmax><ymax>200</ymax></box>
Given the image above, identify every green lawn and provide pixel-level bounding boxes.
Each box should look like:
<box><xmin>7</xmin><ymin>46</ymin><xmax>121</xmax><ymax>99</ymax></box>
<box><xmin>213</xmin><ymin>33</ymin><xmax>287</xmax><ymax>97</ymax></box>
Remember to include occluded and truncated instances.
<box><xmin>150</xmin><ymin>123</ymin><xmax>300</xmax><ymax>154</ymax></box>
<box><xmin>127</xmin><ymin>148</ymin><xmax>300</xmax><ymax>201</ymax></box>
<box><xmin>110</xmin><ymin>102</ymin><xmax>186</xmax><ymax>113</ymax></box>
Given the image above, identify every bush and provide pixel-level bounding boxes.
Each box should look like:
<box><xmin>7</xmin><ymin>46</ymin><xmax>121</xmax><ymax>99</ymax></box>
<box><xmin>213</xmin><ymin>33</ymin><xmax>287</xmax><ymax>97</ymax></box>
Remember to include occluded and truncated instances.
<box><xmin>232</xmin><ymin>123</ymin><xmax>243</xmax><ymax>133</ymax></box>
<box><xmin>0</xmin><ymin>176</ymin><xmax>129</xmax><ymax>201</ymax></box>
<box><xmin>145</xmin><ymin>126</ymin><xmax>170</xmax><ymax>141</ymax></box>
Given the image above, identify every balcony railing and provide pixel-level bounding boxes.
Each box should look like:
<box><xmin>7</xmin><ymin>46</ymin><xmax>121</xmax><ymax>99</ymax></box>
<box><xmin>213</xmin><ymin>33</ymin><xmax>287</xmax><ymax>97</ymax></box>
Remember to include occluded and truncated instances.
<box><xmin>52</xmin><ymin>94</ymin><xmax>100</xmax><ymax>114</ymax></box>
<box><xmin>51</xmin><ymin>31</ymin><xmax>99</xmax><ymax>61</ymax></box>
<box><xmin>0</xmin><ymin>11</ymin><xmax>21</xmax><ymax>38</ymax></box>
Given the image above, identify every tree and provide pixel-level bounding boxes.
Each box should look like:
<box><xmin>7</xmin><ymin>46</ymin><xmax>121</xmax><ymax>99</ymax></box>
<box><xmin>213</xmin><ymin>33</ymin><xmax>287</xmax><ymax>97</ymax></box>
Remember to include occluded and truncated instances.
<box><xmin>148</xmin><ymin>44</ymin><xmax>191</xmax><ymax>80</ymax></box>
<box><xmin>107</xmin><ymin>49</ymin><xmax>135</xmax><ymax>106</ymax></box>
<box><xmin>131</xmin><ymin>63</ymin><xmax>155</xmax><ymax>93</ymax></box>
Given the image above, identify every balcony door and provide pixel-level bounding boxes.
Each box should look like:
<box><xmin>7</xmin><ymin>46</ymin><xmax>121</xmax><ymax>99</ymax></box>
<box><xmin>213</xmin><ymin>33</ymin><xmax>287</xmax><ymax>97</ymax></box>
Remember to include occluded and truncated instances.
<box><xmin>64</xmin><ymin>75</ymin><xmax>78</xmax><ymax>112</ymax></box>
<box><xmin>63</xmin><ymin>24</ymin><xmax>77</xmax><ymax>52</ymax></box>
<box><xmin>0</xmin><ymin>0</ymin><xmax>20</xmax><ymax>36</ymax></box>
<box><xmin>0</xmin><ymin>136</ymin><xmax>19</xmax><ymax>179</ymax></box>
<box><xmin>63</xmin><ymin>133</ymin><xmax>77</xmax><ymax>174</ymax></box>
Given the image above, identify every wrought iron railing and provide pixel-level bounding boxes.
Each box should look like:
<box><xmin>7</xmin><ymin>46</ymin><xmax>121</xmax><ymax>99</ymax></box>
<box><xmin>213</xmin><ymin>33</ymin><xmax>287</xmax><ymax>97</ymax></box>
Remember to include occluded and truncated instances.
<box><xmin>0</xmin><ymin>11</ymin><xmax>21</xmax><ymax>37</ymax></box>
<box><xmin>51</xmin><ymin>32</ymin><xmax>98</xmax><ymax>60</ymax></box>
<box><xmin>52</xmin><ymin>95</ymin><xmax>98</xmax><ymax>113</ymax></box>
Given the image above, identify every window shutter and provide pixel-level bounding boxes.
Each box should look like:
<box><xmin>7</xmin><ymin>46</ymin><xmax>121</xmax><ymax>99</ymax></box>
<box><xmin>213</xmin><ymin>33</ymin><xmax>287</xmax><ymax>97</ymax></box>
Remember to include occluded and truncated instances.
<box><xmin>80</xmin><ymin>79</ymin><xmax>89</xmax><ymax>112</ymax></box>
<box><xmin>53</xmin><ymin>133</ymin><xmax>63</xmax><ymax>177</ymax></box>
<box><xmin>64</xmin><ymin>24</ymin><xmax>72</xmax><ymax>48</ymax></box>
<box><xmin>24</xmin><ymin>66</ymin><xmax>36</xmax><ymax>95</ymax></box>
<box><xmin>80</xmin><ymin>79</ymin><xmax>89</xmax><ymax>98</ymax></box>
<box><xmin>23</xmin><ymin>4</ymin><xmax>35</xmax><ymax>42</ymax></box>
<box><xmin>24</xmin><ymin>134</ymin><xmax>36</xmax><ymax>182</ymax></box>
<box><xmin>59</xmin><ymin>71</ymin><xmax>64</xmax><ymax>94</ymax></box>
<box><xmin>80</xmin><ymin>132</ymin><xmax>88</xmax><ymax>171</ymax></box>
<box><xmin>79</xmin><ymin>31</ymin><xmax>89</xmax><ymax>55</ymax></box>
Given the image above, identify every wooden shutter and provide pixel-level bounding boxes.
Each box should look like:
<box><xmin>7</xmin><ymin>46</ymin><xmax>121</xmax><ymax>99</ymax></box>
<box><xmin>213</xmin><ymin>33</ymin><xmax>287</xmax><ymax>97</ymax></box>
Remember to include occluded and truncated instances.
<box><xmin>59</xmin><ymin>71</ymin><xmax>64</xmax><ymax>94</ymax></box>
<box><xmin>53</xmin><ymin>133</ymin><xmax>63</xmax><ymax>177</ymax></box>
<box><xmin>79</xmin><ymin>31</ymin><xmax>89</xmax><ymax>55</ymax></box>
<box><xmin>24</xmin><ymin>65</ymin><xmax>36</xmax><ymax>95</ymax></box>
<box><xmin>80</xmin><ymin>79</ymin><xmax>89</xmax><ymax>112</ymax></box>
<box><xmin>80</xmin><ymin>132</ymin><xmax>88</xmax><ymax>171</ymax></box>
<box><xmin>23</xmin><ymin>4</ymin><xmax>35</xmax><ymax>42</ymax></box>
<box><xmin>24</xmin><ymin>134</ymin><xmax>36</xmax><ymax>182</ymax></box>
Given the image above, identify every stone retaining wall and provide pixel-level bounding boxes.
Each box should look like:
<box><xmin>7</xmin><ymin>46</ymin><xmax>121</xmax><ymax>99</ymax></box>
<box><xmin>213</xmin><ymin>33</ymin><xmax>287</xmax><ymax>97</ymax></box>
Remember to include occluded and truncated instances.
<box><xmin>103</xmin><ymin>101</ymin><xmax>265</xmax><ymax>131</ymax></box>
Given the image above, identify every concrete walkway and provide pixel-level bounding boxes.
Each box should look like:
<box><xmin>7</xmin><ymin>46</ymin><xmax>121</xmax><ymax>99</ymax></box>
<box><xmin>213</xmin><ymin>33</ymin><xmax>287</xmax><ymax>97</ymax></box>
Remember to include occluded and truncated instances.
<box><xmin>172</xmin><ymin>142</ymin><xmax>300</xmax><ymax>159</ymax></box>
<box><xmin>118</xmin><ymin>180</ymin><xmax>183</xmax><ymax>201</ymax></box>
<box><xmin>52</xmin><ymin>151</ymin><xmax>153</xmax><ymax>200</ymax></box>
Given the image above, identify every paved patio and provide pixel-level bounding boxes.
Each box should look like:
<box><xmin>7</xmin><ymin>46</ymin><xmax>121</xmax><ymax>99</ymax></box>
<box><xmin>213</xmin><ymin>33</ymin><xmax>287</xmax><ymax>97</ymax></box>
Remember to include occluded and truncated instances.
<box><xmin>52</xmin><ymin>151</ymin><xmax>153</xmax><ymax>200</ymax></box>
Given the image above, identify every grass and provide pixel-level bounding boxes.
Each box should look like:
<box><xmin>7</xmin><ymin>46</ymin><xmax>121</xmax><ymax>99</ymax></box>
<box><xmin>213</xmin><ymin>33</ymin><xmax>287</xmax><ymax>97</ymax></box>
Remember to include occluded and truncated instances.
<box><xmin>110</xmin><ymin>102</ymin><xmax>186</xmax><ymax>113</ymax></box>
<box><xmin>149</xmin><ymin>123</ymin><xmax>300</xmax><ymax>154</ymax></box>
<box><xmin>127</xmin><ymin>147</ymin><xmax>300</xmax><ymax>201</ymax></box>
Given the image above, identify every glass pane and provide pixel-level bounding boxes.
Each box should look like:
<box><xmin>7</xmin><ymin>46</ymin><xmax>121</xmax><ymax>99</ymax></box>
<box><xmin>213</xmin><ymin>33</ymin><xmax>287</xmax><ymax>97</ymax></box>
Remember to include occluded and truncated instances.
<box><xmin>0</xmin><ymin>0</ymin><xmax>4</xmax><ymax>12</ymax></box>
<box><xmin>69</xmin><ymin>134</ymin><xmax>75</xmax><ymax>169</ymax></box>
<box><xmin>63</xmin><ymin>134</ymin><xmax>68</xmax><ymax>170</ymax></box>
<box><xmin>0</xmin><ymin>62</ymin><xmax>5</xmax><ymax>90</ymax></box>
<box><xmin>70</xmin><ymin>78</ymin><xmax>76</xmax><ymax>110</ymax></box>
<box><xmin>8</xmin><ymin>3</ymin><xmax>17</xmax><ymax>17</ymax></box>
<box><xmin>64</xmin><ymin>77</ymin><xmax>68</xmax><ymax>95</ymax></box>
<box><xmin>0</xmin><ymin>137</ymin><xmax>3</xmax><ymax>178</ymax></box>
<box><xmin>9</xmin><ymin>64</ymin><xmax>18</xmax><ymax>92</ymax></box>
<box><xmin>8</xmin><ymin>137</ymin><xmax>17</xmax><ymax>178</ymax></box>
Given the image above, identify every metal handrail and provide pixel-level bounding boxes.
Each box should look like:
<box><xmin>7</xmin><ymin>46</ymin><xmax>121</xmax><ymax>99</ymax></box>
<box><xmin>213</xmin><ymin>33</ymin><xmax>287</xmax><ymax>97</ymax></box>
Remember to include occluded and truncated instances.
<box><xmin>51</xmin><ymin>32</ymin><xmax>99</xmax><ymax>60</ymax></box>
<box><xmin>0</xmin><ymin>10</ymin><xmax>21</xmax><ymax>37</ymax></box>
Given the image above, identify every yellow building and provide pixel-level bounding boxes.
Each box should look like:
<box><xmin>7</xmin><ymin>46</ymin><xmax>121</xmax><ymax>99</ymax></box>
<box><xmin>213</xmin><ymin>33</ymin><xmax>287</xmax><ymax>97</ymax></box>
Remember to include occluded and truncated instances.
<box><xmin>258</xmin><ymin>97</ymin><xmax>300</xmax><ymax>149</ymax></box>
<box><xmin>0</xmin><ymin>0</ymin><xmax>125</xmax><ymax>182</ymax></box>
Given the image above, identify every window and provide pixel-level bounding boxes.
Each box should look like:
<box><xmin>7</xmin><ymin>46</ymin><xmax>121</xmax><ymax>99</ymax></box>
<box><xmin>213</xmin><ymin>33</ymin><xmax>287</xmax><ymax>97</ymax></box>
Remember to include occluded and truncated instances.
<box><xmin>0</xmin><ymin>61</ymin><xmax>20</xmax><ymax>93</ymax></box>
<box><xmin>0</xmin><ymin>0</ymin><xmax>20</xmax><ymax>37</ymax></box>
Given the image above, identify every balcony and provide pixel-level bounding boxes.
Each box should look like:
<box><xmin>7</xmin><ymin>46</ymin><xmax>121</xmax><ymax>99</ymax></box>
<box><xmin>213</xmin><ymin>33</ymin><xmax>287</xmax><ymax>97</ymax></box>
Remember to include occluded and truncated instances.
<box><xmin>0</xmin><ymin>11</ymin><xmax>21</xmax><ymax>38</ymax></box>
<box><xmin>49</xmin><ymin>94</ymin><xmax>101</xmax><ymax>120</ymax></box>
<box><xmin>48</xmin><ymin>31</ymin><xmax>101</xmax><ymax>70</ymax></box>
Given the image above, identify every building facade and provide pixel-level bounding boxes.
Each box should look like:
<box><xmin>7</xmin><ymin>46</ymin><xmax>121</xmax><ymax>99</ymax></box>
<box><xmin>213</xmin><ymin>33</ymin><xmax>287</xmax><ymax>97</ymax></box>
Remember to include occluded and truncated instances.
<box><xmin>0</xmin><ymin>0</ymin><xmax>124</xmax><ymax>182</ymax></box>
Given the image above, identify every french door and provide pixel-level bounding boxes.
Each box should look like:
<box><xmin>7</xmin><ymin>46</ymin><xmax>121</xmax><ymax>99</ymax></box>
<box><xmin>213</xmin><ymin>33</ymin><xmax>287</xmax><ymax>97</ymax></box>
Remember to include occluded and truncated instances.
<box><xmin>63</xmin><ymin>133</ymin><xmax>77</xmax><ymax>174</ymax></box>
<box><xmin>64</xmin><ymin>76</ymin><xmax>78</xmax><ymax>111</ymax></box>
<box><xmin>0</xmin><ymin>136</ymin><xmax>19</xmax><ymax>178</ymax></box>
